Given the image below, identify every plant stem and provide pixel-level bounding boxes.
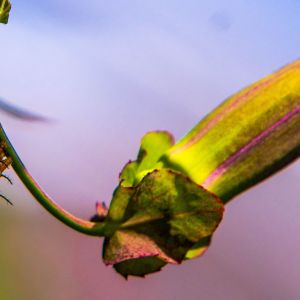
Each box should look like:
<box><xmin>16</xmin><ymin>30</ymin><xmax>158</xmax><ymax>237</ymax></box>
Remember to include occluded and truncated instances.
<box><xmin>0</xmin><ymin>124</ymin><xmax>107</xmax><ymax>236</ymax></box>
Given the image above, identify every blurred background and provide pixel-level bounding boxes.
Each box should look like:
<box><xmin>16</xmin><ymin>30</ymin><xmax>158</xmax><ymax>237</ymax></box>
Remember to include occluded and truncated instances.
<box><xmin>1</xmin><ymin>0</ymin><xmax>300</xmax><ymax>299</ymax></box>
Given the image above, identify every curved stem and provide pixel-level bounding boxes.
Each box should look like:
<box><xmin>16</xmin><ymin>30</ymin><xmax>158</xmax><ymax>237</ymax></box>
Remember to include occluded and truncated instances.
<box><xmin>0</xmin><ymin>124</ymin><xmax>107</xmax><ymax>236</ymax></box>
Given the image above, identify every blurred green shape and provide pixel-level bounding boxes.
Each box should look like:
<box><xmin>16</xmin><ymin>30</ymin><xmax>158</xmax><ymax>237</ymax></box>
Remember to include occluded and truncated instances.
<box><xmin>0</xmin><ymin>0</ymin><xmax>11</xmax><ymax>24</ymax></box>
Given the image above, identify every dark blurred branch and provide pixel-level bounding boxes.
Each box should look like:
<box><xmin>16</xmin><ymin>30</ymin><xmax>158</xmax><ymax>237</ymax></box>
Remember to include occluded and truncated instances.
<box><xmin>0</xmin><ymin>98</ymin><xmax>49</xmax><ymax>122</ymax></box>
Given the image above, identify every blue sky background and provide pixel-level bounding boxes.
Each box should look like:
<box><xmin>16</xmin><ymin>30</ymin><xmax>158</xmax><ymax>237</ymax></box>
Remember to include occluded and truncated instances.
<box><xmin>1</xmin><ymin>1</ymin><xmax>300</xmax><ymax>299</ymax></box>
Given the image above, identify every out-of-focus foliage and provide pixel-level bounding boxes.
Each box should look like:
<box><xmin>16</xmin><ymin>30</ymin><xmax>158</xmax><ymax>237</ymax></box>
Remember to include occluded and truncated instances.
<box><xmin>0</xmin><ymin>0</ymin><xmax>11</xmax><ymax>24</ymax></box>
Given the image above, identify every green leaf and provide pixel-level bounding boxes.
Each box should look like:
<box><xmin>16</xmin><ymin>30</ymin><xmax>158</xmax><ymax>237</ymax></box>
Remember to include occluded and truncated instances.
<box><xmin>136</xmin><ymin>131</ymin><xmax>174</xmax><ymax>173</ymax></box>
<box><xmin>184</xmin><ymin>236</ymin><xmax>211</xmax><ymax>259</ymax></box>
<box><xmin>113</xmin><ymin>257</ymin><xmax>167</xmax><ymax>278</ymax></box>
<box><xmin>0</xmin><ymin>0</ymin><xmax>11</xmax><ymax>24</ymax></box>
<box><xmin>107</xmin><ymin>185</ymin><xmax>134</xmax><ymax>222</ymax></box>
<box><xmin>103</xmin><ymin>230</ymin><xmax>172</xmax><ymax>278</ymax></box>
<box><xmin>103</xmin><ymin>169</ymin><xmax>224</xmax><ymax>277</ymax></box>
<box><xmin>120</xmin><ymin>131</ymin><xmax>174</xmax><ymax>187</ymax></box>
<box><xmin>162</xmin><ymin>60</ymin><xmax>300</xmax><ymax>202</ymax></box>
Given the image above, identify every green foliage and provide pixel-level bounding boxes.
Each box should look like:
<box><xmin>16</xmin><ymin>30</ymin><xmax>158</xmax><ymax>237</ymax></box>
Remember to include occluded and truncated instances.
<box><xmin>0</xmin><ymin>0</ymin><xmax>11</xmax><ymax>24</ymax></box>
<box><xmin>101</xmin><ymin>132</ymin><xmax>224</xmax><ymax>277</ymax></box>
<box><xmin>120</xmin><ymin>131</ymin><xmax>174</xmax><ymax>187</ymax></box>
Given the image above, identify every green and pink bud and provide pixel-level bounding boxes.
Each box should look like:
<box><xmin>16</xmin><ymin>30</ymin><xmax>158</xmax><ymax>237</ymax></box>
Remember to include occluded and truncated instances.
<box><xmin>1</xmin><ymin>57</ymin><xmax>300</xmax><ymax>278</ymax></box>
<box><xmin>162</xmin><ymin>60</ymin><xmax>300</xmax><ymax>202</ymax></box>
<box><xmin>101</xmin><ymin>59</ymin><xmax>300</xmax><ymax>276</ymax></box>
